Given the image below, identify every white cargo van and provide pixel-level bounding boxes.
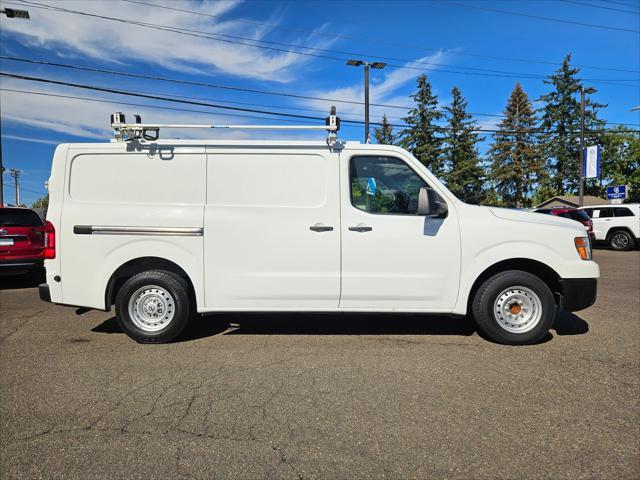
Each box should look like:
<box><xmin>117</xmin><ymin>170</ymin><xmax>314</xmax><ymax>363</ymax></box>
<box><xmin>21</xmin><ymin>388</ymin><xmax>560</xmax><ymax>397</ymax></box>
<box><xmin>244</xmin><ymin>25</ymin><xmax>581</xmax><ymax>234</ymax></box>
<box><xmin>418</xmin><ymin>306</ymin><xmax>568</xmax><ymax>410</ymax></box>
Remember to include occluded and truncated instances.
<box><xmin>39</xmin><ymin>112</ymin><xmax>599</xmax><ymax>345</ymax></box>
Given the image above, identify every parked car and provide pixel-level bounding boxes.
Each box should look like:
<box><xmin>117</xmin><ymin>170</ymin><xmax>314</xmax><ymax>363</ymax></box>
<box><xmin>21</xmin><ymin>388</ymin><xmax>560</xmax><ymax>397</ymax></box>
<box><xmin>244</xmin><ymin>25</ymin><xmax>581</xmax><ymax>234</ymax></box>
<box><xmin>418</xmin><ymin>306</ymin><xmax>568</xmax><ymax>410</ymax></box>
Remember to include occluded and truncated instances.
<box><xmin>578</xmin><ymin>204</ymin><xmax>640</xmax><ymax>251</ymax></box>
<box><xmin>38</xmin><ymin>114</ymin><xmax>599</xmax><ymax>346</ymax></box>
<box><xmin>533</xmin><ymin>208</ymin><xmax>595</xmax><ymax>241</ymax></box>
<box><xmin>0</xmin><ymin>207</ymin><xmax>49</xmax><ymax>276</ymax></box>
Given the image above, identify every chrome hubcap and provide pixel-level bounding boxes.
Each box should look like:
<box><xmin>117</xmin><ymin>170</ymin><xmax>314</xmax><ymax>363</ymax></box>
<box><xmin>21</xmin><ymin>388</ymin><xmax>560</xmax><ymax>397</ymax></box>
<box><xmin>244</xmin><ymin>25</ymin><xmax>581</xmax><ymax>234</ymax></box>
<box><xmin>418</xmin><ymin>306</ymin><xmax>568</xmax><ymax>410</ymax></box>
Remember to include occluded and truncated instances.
<box><xmin>612</xmin><ymin>233</ymin><xmax>629</xmax><ymax>249</ymax></box>
<box><xmin>494</xmin><ymin>286</ymin><xmax>543</xmax><ymax>334</ymax></box>
<box><xmin>128</xmin><ymin>285</ymin><xmax>175</xmax><ymax>332</ymax></box>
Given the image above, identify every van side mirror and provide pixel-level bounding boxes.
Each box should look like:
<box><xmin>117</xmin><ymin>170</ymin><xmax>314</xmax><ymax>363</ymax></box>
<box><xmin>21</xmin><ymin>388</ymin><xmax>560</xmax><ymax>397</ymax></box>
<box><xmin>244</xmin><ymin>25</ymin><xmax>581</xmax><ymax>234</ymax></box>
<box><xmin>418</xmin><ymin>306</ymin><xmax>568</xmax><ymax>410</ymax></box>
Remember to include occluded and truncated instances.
<box><xmin>418</xmin><ymin>187</ymin><xmax>430</xmax><ymax>215</ymax></box>
<box><xmin>418</xmin><ymin>187</ymin><xmax>448</xmax><ymax>218</ymax></box>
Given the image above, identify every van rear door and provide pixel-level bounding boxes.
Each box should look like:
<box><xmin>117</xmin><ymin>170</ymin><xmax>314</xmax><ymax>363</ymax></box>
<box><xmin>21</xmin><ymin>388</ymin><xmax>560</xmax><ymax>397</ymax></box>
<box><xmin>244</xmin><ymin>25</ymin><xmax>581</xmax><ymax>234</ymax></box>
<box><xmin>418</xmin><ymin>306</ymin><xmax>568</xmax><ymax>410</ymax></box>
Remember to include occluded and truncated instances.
<box><xmin>203</xmin><ymin>148</ymin><xmax>341</xmax><ymax>309</ymax></box>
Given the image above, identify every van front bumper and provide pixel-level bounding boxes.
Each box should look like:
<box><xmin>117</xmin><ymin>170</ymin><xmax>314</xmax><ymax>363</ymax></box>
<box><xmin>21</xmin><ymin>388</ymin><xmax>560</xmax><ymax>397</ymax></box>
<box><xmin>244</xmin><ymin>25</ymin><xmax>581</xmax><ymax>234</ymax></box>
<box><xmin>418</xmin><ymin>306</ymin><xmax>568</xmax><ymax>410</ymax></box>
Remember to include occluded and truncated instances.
<box><xmin>559</xmin><ymin>278</ymin><xmax>597</xmax><ymax>312</ymax></box>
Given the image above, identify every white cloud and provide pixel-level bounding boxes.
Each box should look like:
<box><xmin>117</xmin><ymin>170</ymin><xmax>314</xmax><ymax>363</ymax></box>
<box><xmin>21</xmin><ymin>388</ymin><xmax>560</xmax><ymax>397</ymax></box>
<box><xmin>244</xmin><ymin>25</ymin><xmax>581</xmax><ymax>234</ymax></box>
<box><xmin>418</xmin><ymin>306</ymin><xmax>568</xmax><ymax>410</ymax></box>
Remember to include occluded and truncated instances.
<box><xmin>0</xmin><ymin>81</ymin><xmax>330</xmax><ymax>142</ymax></box>
<box><xmin>2</xmin><ymin>134</ymin><xmax>61</xmax><ymax>145</ymax></box>
<box><xmin>475</xmin><ymin>116</ymin><xmax>503</xmax><ymax>133</ymax></box>
<box><xmin>299</xmin><ymin>52</ymin><xmax>448</xmax><ymax>124</ymax></box>
<box><xmin>0</xmin><ymin>0</ymin><xmax>335</xmax><ymax>82</ymax></box>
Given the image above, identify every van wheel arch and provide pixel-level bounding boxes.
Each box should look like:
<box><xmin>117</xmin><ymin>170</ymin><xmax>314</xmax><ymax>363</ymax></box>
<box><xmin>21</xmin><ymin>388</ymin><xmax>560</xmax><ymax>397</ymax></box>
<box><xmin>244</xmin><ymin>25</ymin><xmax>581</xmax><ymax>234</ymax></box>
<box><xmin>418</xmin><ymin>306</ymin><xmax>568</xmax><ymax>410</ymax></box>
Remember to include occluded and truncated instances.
<box><xmin>105</xmin><ymin>257</ymin><xmax>196</xmax><ymax>311</ymax></box>
<box><xmin>467</xmin><ymin>258</ymin><xmax>561</xmax><ymax>313</ymax></box>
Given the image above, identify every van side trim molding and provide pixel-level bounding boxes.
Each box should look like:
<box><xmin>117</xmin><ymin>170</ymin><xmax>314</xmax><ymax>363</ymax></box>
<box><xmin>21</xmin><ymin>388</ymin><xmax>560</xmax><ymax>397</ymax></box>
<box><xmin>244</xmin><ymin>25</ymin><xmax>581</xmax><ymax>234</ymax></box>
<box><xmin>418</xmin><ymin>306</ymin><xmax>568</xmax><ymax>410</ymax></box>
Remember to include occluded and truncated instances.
<box><xmin>73</xmin><ymin>225</ymin><xmax>203</xmax><ymax>236</ymax></box>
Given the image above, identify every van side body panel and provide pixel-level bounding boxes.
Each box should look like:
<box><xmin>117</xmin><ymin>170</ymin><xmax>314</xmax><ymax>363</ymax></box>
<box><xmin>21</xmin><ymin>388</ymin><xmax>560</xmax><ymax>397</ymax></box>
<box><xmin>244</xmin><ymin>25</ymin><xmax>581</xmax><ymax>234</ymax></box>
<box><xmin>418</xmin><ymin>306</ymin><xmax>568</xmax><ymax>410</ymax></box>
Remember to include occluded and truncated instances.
<box><xmin>55</xmin><ymin>144</ymin><xmax>205</xmax><ymax>309</ymax></box>
<box><xmin>452</xmin><ymin>204</ymin><xmax>600</xmax><ymax>315</ymax></box>
<box><xmin>202</xmin><ymin>147</ymin><xmax>341</xmax><ymax>309</ymax></box>
<box><xmin>43</xmin><ymin>144</ymin><xmax>69</xmax><ymax>304</ymax></box>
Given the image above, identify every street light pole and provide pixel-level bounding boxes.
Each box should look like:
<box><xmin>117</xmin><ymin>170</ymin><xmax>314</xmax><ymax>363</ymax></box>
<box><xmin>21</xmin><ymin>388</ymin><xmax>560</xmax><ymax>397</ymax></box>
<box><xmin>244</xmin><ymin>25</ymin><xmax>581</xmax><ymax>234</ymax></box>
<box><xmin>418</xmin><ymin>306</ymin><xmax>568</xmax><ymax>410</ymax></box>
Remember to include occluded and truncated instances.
<box><xmin>578</xmin><ymin>88</ymin><xmax>585</xmax><ymax>207</ymax></box>
<box><xmin>346</xmin><ymin>60</ymin><xmax>386</xmax><ymax>143</ymax></box>
<box><xmin>364</xmin><ymin>63</ymin><xmax>370</xmax><ymax>144</ymax></box>
<box><xmin>0</xmin><ymin>7</ymin><xmax>30</xmax><ymax>206</ymax></box>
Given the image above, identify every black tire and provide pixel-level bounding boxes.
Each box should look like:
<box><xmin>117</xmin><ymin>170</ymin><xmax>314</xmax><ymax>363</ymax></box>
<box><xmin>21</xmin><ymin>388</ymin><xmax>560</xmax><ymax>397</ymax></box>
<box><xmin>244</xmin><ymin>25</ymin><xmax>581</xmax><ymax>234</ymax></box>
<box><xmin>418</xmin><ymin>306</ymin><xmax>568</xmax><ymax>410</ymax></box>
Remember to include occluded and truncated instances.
<box><xmin>115</xmin><ymin>270</ymin><xmax>191</xmax><ymax>343</ymax></box>
<box><xmin>471</xmin><ymin>270</ymin><xmax>556</xmax><ymax>345</ymax></box>
<box><xmin>607</xmin><ymin>230</ymin><xmax>634</xmax><ymax>251</ymax></box>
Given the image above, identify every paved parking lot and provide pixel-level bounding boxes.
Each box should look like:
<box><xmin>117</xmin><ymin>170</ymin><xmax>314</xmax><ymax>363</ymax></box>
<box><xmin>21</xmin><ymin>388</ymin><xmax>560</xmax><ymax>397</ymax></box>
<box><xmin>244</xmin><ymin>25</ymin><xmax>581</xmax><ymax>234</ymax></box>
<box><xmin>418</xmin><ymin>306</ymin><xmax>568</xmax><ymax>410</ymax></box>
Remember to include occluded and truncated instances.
<box><xmin>1</xmin><ymin>249</ymin><xmax>638</xmax><ymax>479</ymax></box>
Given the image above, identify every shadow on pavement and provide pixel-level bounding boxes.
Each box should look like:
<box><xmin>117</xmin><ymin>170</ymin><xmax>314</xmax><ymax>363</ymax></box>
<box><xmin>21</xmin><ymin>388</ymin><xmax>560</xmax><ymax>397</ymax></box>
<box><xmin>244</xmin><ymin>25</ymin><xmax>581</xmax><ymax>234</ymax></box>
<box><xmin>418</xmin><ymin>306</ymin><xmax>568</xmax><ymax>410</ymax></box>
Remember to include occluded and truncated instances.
<box><xmin>92</xmin><ymin>312</ymin><xmax>477</xmax><ymax>342</ymax></box>
<box><xmin>553</xmin><ymin>311</ymin><xmax>589</xmax><ymax>336</ymax></box>
<box><xmin>91</xmin><ymin>311</ymin><xmax>588</xmax><ymax>343</ymax></box>
<box><xmin>0</xmin><ymin>270</ymin><xmax>45</xmax><ymax>290</ymax></box>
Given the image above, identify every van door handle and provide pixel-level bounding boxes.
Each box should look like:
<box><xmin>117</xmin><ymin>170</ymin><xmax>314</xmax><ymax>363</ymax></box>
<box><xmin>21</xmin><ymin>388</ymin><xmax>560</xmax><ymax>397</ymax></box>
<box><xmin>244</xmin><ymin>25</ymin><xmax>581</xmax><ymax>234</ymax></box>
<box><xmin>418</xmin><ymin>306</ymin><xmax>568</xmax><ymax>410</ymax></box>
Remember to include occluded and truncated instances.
<box><xmin>349</xmin><ymin>225</ymin><xmax>373</xmax><ymax>232</ymax></box>
<box><xmin>310</xmin><ymin>224</ymin><xmax>334</xmax><ymax>232</ymax></box>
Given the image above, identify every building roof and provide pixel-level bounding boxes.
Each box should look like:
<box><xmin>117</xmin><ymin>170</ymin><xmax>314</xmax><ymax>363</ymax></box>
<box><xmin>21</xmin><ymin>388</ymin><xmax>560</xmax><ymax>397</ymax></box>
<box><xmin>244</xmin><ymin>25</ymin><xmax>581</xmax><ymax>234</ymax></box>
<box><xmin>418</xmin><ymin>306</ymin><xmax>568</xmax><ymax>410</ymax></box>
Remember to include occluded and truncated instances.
<box><xmin>536</xmin><ymin>195</ymin><xmax>607</xmax><ymax>208</ymax></box>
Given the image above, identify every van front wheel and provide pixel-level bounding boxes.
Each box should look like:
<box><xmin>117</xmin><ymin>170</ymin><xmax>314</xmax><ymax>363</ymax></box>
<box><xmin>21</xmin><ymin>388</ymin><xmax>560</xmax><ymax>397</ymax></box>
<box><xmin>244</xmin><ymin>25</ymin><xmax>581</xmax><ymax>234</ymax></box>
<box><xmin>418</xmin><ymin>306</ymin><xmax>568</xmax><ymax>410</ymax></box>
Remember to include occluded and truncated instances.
<box><xmin>471</xmin><ymin>270</ymin><xmax>556</xmax><ymax>345</ymax></box>
<box><xmin>115</xmin><ymin>270</ymin><xmax>191</xmax><ymax>343</ymax></box>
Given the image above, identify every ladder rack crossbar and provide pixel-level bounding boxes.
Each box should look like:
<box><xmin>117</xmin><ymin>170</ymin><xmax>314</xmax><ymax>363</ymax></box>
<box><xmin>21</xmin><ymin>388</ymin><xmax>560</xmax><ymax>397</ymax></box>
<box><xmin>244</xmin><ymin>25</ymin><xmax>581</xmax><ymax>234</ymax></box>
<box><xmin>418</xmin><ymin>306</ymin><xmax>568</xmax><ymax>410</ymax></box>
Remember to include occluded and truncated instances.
<box><xmin>109</xmin><ymin>106</ymin><xmax>341</xmax><ymax>145</ymax></box>
<box><xmin>111</xmin><ymin>123</ymin><xmax>337</xmax><ymax>131</ymax></box>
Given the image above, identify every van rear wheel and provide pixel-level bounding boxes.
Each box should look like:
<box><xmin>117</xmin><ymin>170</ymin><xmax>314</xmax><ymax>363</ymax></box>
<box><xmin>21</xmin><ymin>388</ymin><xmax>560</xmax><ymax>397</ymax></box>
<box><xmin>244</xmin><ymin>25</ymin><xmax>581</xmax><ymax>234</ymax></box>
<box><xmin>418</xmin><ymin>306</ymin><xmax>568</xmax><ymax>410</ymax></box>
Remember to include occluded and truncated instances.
<box><xmin>471</xmin><ymin>270</ymin><xmax>556</xmax><ymax>345</ymax></box>
<box><xmin>115</xmin><ymin>270</ymin><xmax>191</xmax><ymax>343</ymax></box>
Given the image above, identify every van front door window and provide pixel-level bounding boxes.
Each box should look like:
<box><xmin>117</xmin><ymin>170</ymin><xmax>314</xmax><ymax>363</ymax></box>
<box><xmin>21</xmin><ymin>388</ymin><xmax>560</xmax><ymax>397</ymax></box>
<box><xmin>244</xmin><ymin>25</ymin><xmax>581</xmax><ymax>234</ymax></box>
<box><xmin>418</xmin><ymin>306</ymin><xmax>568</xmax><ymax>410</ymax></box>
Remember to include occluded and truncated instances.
<box><xmin>350</xmin><ymin>156</ymin><xmax>427</xmax><ymax>215</ymax></box>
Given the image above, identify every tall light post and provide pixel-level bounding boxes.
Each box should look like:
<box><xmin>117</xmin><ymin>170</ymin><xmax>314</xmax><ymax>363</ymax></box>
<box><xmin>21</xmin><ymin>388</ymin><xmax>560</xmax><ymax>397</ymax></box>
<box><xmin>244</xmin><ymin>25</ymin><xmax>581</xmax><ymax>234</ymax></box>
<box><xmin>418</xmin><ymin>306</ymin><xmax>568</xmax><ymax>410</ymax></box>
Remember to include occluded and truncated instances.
<box><xmin>346</xmin><ymin>60</ymin><xmax>386</xmax><ymax>143</ymax></box>
<box><xmin>0</xmin><ymin>7</ymin><xmax>30</xmax><ymax>206</ymax></box>
<box><xmin>578</xmin><ymin>87</ymin><xmax>585</xmax><ymax>207</ymax></box>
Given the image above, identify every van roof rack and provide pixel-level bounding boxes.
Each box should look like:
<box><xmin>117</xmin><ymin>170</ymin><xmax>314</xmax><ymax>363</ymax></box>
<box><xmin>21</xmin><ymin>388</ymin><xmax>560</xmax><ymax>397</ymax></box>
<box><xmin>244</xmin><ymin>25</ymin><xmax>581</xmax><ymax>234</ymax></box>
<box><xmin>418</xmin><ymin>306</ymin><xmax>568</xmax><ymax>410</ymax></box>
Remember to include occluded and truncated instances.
<box><xmin>110</xmin><ymin>106</ymin><xmax>341</xmax><ymax>146</ymax></box>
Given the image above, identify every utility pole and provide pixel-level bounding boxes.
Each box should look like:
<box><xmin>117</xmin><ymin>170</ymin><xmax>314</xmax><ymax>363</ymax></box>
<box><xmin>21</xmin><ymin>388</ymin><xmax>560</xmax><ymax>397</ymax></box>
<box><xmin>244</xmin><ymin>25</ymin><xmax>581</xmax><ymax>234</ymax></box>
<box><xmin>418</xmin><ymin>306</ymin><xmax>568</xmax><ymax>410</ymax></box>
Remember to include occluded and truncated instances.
<box><xmin>0</xmin><ymin>7</ymin><xmax>30</xmax><ymax>206</ymax></box>
<box><xmin>346</xmin><ymin>59</ymin><xmax>387</xmax><ymax>143</ymax></box>
<box><xmin>578</xmin><ymin>87</ymin><xmax>585</xmax><ymax>207</ymax></box>
<box><xmin>0</xmin><ymin>116</ymin><xmax>4</xmax><ymax>206</ymax></box>
<box><xmin>8</xmin><ymin>168</ymin><xmax>22</xmax><ymax>206</ymax></box>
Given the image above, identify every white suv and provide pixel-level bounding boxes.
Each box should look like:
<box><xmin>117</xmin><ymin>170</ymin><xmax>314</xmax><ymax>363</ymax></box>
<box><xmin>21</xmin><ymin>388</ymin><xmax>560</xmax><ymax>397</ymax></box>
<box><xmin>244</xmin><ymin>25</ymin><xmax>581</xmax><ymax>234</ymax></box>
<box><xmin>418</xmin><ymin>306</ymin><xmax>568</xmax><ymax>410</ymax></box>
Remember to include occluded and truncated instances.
<box><xmin>579</xmin><ymin>204</ymin><xmax>639</xmax><ymax>251</ymax></box>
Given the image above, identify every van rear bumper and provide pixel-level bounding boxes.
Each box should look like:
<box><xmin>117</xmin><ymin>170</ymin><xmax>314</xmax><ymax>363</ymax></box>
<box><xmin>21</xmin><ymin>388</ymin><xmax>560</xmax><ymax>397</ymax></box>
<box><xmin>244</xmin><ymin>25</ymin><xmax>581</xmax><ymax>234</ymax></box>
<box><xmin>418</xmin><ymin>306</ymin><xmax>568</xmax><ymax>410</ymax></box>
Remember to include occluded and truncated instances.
<box><xmin>39</xmin><ymin>283</ymin><xmax>51</xmax><ymax>302</ymax></box>
<box><xmin>559</xmin><ymin>278</ymin><xmax>597</xmax><ymax>312</ymax></box>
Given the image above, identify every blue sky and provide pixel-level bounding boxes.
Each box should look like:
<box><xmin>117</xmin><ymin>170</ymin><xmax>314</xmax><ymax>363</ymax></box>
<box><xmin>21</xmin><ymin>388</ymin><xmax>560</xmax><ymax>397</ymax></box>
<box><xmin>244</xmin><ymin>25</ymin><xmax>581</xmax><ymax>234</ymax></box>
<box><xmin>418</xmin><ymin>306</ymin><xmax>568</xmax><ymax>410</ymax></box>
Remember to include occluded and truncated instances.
<box><xmin>1</xmin><ymin>0</ymin><xmax>638</xmax><ymax>205</ymax></box>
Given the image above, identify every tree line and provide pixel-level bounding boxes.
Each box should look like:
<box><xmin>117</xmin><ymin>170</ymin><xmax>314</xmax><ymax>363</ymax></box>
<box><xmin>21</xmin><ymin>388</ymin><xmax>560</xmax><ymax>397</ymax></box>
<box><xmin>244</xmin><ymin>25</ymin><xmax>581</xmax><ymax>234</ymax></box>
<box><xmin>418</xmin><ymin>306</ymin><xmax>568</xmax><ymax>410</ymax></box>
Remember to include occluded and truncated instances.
<box><xmin>374</xmin><ymin>54</ymin><xmax>640</xmax><ymax>206</ymax></box>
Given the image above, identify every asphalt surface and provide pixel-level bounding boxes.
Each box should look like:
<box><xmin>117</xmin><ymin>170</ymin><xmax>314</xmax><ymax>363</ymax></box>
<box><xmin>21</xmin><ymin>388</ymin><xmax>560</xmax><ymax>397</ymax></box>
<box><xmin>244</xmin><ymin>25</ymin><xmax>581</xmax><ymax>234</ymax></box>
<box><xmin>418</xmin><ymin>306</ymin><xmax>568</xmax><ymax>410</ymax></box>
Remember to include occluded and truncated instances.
<box><xmin>1</xmin><ymin>249</ymin><xmax>638</xmax><ymax>479</ymax></box>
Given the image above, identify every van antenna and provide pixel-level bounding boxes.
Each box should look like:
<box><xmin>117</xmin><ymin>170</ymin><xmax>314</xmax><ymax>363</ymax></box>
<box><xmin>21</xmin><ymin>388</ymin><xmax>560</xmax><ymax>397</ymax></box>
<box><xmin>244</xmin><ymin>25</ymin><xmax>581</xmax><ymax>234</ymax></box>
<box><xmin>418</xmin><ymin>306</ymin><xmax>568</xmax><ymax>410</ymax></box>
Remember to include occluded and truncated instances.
<box><xmin>110</xmin><ymin>108</ymin><xmax>341</xmax><ymax>145</ymax></box>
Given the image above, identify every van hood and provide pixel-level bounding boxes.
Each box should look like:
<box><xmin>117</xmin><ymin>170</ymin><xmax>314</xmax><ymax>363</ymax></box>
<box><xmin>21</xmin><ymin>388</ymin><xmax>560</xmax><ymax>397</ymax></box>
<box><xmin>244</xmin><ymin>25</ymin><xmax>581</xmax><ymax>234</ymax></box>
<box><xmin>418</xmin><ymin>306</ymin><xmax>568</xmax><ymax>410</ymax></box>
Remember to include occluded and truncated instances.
<box><xmin>488</xmin><ymin>207</ymin><xmax>585</xmax><ymax>230</ymax></box>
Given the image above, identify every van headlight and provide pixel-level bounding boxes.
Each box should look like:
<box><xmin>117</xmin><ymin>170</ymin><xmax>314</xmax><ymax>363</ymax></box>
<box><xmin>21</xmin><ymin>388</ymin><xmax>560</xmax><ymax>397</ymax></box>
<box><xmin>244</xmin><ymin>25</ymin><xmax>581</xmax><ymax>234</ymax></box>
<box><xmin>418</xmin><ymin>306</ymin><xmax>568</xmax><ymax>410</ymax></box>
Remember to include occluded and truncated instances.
<box><xmin>574</xmin><ymin>236</ymin><xmax>592</xmax><ymax>260</ymax></box>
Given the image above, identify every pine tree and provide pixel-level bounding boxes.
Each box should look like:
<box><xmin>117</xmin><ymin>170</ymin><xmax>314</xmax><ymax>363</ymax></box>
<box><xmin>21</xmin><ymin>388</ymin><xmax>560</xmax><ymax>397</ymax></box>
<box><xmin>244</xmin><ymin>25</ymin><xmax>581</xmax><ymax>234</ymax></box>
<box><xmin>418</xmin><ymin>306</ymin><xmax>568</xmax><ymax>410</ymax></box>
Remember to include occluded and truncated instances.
<box><xmin>373</xmin><ymin>114</ymin><xmax>395</xmax><ymax>144</ymax></box>
<box><xmin>442</xmin><ymin>86</ymin><xmax>485</xmax><ymax>204</ymax></box>
<box><xmin>538</xmin><ymin>54</ymin><xmax>607</xmax><ymax>194</ymax></box>
<box><xmin>400</xmin><ymin>74</ymin><xmax>444</xmax><ymax>178</ymax></box>
<box><xmin>488</xmin><ymin>83</ymin><xmax>545</xmax><ymax>208</ymax></box>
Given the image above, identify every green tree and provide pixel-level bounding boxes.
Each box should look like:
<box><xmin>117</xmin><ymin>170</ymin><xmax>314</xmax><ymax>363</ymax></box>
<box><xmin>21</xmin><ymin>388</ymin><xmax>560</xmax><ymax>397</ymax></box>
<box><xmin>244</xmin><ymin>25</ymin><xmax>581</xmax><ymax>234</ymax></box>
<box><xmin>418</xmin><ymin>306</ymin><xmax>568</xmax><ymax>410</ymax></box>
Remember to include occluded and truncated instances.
<box><xmin>537</xmin><ymin>54</ymin><xmax>607</xmax><ymax>194</ymax></box>
<box><xmin>588</xmin><ymin>128</ymin><xmax>640</xmax><ymax>202</ymax></box>
<box><xmin>373</xmin><ymin>114</ymin><xmax>395</xmax><ymax>144</ymax></box>
<box><xmin>400</xmin><ymin>74</ymin><xmax>444</xmax><ymax>178</ymax></box>
<box><xmin>32</xmin><ymin>195</ymin><xmax>49</xmax><ymax>210</ymax></box>
<box><xmin>488</xmin><ymin>83</ymin><xmax>545</xmax><ymax>208</ymax></box>
<box><xmin>442</xmin><ymin>86</ymin><xmax>485</xmax><ymax>204</ymax></box>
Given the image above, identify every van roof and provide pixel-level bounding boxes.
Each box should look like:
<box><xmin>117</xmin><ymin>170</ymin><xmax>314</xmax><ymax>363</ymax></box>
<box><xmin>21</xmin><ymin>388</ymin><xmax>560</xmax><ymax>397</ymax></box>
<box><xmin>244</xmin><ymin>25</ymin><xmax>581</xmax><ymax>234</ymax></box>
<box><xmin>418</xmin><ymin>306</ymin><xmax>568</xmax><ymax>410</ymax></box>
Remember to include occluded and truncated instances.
<box><xmin>64</xmin><ymin>140</ymin><xmax>406</xmax><ymax>150</ymax></box>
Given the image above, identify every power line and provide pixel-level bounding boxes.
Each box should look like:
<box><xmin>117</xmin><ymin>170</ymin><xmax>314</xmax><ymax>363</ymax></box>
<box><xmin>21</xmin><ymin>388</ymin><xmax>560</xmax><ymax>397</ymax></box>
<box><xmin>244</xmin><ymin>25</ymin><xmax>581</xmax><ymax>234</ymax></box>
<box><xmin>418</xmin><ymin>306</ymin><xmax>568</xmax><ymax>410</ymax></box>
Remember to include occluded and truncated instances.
<box><xmin>0</xmin><ymin>56</ymin><xmax>494</xmax><ymax>117</ymax></box>
<box><xmin>600</xmin><ymin>0</ymin><xmax>640</xmax><ymax>11</ymax></box>
<box><xmin>11</xmin><ymin>0</ymin><xmax>639</xmax><ymax>87</ymax></box>
<box><xmin>3</xmin><ymin>56</ymin><xmax>638</xmax><ymax>128</ymax></box>
<box><xmin>559</xmin><ymin>0</ymin><xmax>640</xmax><ymax>14</ymax></box>
<box><xmin>120</xmin><ymin>0</ymin><xmax>639</xmax><ymax>74</ymax></box>
<box><xmin>436</xmin><ymin>0</ymin><xmax>640</xmax><ymax>33</ymax></box>
<box><xmin>2</xmin><ymin>73</ymin><xmax>637</xmax><ymax>135</ymax></box>
<box><xmin>0</xmin><ymin>87</ymin><xmax>378</xmax><ymax>127</ymax></box>
<box><xmin>2</xmin><ymin>182</ymin><xmax>45</xmax><ymax>196</ymax></box>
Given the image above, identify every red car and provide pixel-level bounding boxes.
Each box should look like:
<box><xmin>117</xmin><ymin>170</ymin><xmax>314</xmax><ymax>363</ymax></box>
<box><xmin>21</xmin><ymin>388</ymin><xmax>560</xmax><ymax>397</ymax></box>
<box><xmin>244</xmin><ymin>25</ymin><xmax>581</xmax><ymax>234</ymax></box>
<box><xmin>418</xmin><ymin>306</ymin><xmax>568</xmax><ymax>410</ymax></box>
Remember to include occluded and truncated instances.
<box><xmin>0</xmin><ymin>207</ymin><xmax>52</xmax><ymax>276</ymax></box>
<box><xmin>533</xmin><ymin>207</ymin><xmax>595</xmax><ymax>240</ymax></box>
